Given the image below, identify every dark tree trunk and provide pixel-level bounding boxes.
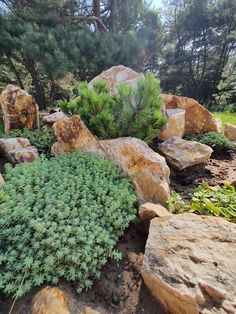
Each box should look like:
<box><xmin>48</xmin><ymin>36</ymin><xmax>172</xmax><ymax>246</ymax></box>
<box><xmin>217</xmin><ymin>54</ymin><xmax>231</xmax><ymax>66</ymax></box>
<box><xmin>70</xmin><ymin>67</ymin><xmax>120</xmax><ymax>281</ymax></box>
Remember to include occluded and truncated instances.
<box><xmin>109</xmin><ymin>0</ymin><xmax>117</xmax><ymax>33</ymax></box>
<box><xmin>7</xmin><ymin>55</ymin><xmax>25</xmax><ymax>89</ymax></box>
<box><xmin>93</xmin><ymin>0</ymin><xmax>103</xmax><ymax>32</ymax></box>
<box><xmin>25</xmin><ymin>58</ymin><xmax>47</xmax><ymax>110</ymax></box>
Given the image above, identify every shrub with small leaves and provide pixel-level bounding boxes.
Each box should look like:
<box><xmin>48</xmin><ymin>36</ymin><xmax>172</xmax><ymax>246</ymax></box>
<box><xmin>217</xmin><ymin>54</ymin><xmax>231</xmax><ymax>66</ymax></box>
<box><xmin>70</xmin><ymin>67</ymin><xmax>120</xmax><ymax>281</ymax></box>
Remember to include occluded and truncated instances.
<box><xmin>0</xmin><ymin>127</ymin><xmax>55</xmax><ymax>157</ymax></box>
<box><xmin>186</xmin><ymin>132</ymin><xmax>234</xmax><ymax>151</ymax></box>
<box><xmin>168</xmin><ymin>183</ymin><xmax>236</xmax><ymax>222</ymax></box>
<box><xmin>0</xmin><ymin>152</ymin><xmax>137</xmax><ymax>297</ymax></box>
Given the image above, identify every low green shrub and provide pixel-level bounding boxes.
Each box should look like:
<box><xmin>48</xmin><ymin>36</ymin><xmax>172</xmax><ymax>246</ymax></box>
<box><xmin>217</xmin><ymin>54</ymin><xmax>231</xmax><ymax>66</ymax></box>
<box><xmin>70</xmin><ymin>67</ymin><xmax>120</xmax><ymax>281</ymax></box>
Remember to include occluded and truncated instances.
<box><xmin>0</xmin><ymin>127</ymin><xmax>55</xmax><ymax>157</ymax></box>
<box><xmin>168</xmin><ymin>182</ymin><xmax>236</xmax><ymax>222</ymax></box>
<box><xmin>58</xmin><ymin>73</ymin><xmax>167</xmax><ymax>143</ymax></box>
<box><xmin>0</xmin><ymin>152</ymin><xmax>137</xmax><ymax>297</ymax></box>
<box><xmin>186</xmin><ymin>132</ymin><xmax>234</xmax><ymax>151</ymax></box>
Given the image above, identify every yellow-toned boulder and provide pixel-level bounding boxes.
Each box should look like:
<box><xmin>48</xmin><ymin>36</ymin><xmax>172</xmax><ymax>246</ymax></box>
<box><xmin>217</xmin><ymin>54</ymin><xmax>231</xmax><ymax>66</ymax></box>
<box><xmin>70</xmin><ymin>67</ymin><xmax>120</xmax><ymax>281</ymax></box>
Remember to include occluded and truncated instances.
<box><xmin>0</xmin><ymin>84</ymin><xmax>39</xmax><ymax>133</ymax></box>
<box><xmin>158</xmin><ymin>108</ymin><xmax>185</xmax><ymax>140</ymax></box>
<box><xmin>161</xmin><ymin>94</ymin><xmax>217</xmax><ymax>136</ymax></box>
<box><xmin>224</xmin><ymin>123</ymin><xmax>236</xmax><ymax>141</ymax></box>
<box><xmin>31</xmin><ymin>287</ymin><xmax>70</xmax><ymax>314</ymax></box>
<box><xmin>100</xmin><ymin>137</ymin><xmax>170</xmax><ymax>206</ymax></box>
<box><xmin>51</xmin><ymin>115</ymin><xmax>104</xmax><ymax>156</ymax></box>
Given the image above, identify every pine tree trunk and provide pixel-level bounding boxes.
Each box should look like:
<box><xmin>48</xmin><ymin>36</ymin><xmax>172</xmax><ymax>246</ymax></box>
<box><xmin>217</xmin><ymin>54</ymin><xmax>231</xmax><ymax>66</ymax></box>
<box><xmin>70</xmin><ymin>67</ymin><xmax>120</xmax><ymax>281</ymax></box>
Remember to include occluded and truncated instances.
<box><xmin>7</xmin><ymin>56</ymin><xmax>25</xmax><ymax>90</ymax></box>
<box><xmin>25</xmin><ymin>58</ymin><xmax>47</xmax><ymax>110</ymax></box>
<box><xmin>93</xmin><ymin>0</ymin><xmax>103</xmax><ymax>32</ymax></box>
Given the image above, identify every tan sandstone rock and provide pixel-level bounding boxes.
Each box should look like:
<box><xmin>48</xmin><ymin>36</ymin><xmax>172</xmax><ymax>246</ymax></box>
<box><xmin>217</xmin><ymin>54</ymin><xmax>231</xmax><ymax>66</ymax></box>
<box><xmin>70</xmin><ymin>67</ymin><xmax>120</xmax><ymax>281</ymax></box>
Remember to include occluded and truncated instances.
<box><xmin>51</xmin><ymin>115</ymin><xmax>104</xmax><ymax>156</ymax></box>
<box><xmin>100</xmin><ymin>137</ymin><xmax>170</xmax><ymax>206</ymax></box>
<box><xmin>139</xmin><ymin>202</ymin><xmax>171</xmax><ymax>232</ymax></box>
<box><xmin>158</xmin><ymin>109</ymin><xmax>185</xmax><ymax>140</ymax></box>
<box><xmin>42</xmin><ymin>112</ymin><xmax>68</xmax><ymax>127</ymax></box>
<box><xmin>161</xmin><ymin>94</ymin><xmax>217</xmax><ymax>136</ymax></box>
<box><xmin>0</xmin><ymin>137</ymin><xmax>38</xmax><ymax>164</ymax></box>
<box><xmin>89</xmin><ymin>65</ymin><xmax>143</xmax><ymax>93</ymax></box>
<box><xmin>142</xmin><ymin>214</ymin><xmax>236</xmax><ymax>314</ymax></box>
<box><xmin>159</xmin><ymin>136</ymin><xmax>213</xmax><ymax>170</ymax></box>
<box><xmin>0</xmin><ymin>84</ymin><xmax>39</xmax><ymax>133</ymax></box>
<box><xmin>224</xmin><ymin>123</ymin><xmax>236</xmax><ymax>141</ymax></box>
<box><xmin>81</xmin><ymin>307</ymin><xmax>101</xmax><ymax>314</ymax></box>
<box><xmin>31</xmin><ymin>287</ymin><xmax>70</xmax><ymax>314</ymax></box>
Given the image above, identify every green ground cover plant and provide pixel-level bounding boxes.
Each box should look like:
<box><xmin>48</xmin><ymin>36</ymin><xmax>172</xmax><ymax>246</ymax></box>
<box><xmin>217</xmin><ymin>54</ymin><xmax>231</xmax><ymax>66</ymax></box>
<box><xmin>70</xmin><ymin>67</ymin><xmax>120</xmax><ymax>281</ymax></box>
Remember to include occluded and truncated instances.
<box><xmin>168</xmin><ymin>183</ymin><xmax>236</xmax><ymax>223</ymax></box>
<box><xmin>58</xmin><ymin>73</ymin><xmax>167</xmax><ymax>143</ymax></box>
<box><xmin>0</xmin><ymin>152</ymin><xmax>137</xmax><ymax>297</ymax></box>
<box><xmin>213</xmin><ymin>112</ymin><xmax>236</xmax><ymax>126</ymax></box>
<box><xmin>0</xmin><ymin>127</ymin><xmax>55</xmax><ymax>157</ymax></box>
<box><xmin>186</xmin><ymin>132</ymin><xmax>234</xmax><ymax>151</ymax></box>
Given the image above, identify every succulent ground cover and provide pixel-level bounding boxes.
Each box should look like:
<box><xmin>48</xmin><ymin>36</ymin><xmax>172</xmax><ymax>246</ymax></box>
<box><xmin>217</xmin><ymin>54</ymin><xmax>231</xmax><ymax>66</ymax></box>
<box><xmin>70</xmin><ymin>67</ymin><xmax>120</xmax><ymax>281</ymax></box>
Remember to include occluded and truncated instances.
<box><xmin>0</xmin><ymin>152</ymin><xmax>137</xmax><ymax>297</ymax></box>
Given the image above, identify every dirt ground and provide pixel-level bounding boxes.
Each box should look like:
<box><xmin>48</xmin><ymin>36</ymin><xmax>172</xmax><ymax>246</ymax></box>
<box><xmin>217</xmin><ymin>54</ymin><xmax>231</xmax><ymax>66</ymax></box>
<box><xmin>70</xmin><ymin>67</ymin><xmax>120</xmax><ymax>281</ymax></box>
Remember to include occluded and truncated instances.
<box><xmin>0</xmin><ymin>148</ymin><xmax>235</xmax><ymax>314</ymax></box>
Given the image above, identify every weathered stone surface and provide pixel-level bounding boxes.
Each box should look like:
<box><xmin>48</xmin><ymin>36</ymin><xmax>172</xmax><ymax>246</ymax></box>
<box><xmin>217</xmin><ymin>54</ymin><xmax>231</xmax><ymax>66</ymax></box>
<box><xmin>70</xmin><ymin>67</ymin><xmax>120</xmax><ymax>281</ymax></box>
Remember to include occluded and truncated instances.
<box><xmin>81</xmin><ymin>307</ymin><xmax>101</xmax><ymax>314</ymax></box>
<box><xmin>51</xmin><ymin>115</ymin><xmax>104</xmax><ymax>156</ymax></box>
<box><xmin>0</xmin><ymin>138</ymin><xmax>38</xmax><ymax>164</ymax></box>
<box><xmin>100</xmin><ymin>137</ymin><xmax>170</xmax><ymax>205</ymax></box>
<box><xmin>159</xmin><ymin>136</ymin><xmax>213</xmax><ymax>170</ymax></box>
<box><xmin>139</xmin><ymin>202</ymin><xmax>171</xmax><ymax>232</ymax></box>
<box><xmin>224</xmin><ymin>123</ymin><xmax>236</xmax><ymax>141</ymax></box>
<box><xmin>215</xmin><ymin>118</ymin><xmax>222</xmax><ymax>133</ymax></box>
<box><xmin>161</xmin><ymin>94</ymin><xmax>217</xmax><ymax>136</ymax></box>
<box><xmin>0</xmin><ymin>84</ymin><xmax>39</xmax><ymax>133</ymax></box>
<box><xmin>31</xmin><ymin>287</ymin><xmax>70</xmax><ymax>314</ymax></box>
<box><xmin>0</xmin><ymin>173</ymin><xmax>4</xmax><ymax>186</ymax></box>
<box><xmin>89</xmin><ymin>65</ymin><xmax>143</xmax><ymax>94</ymax></box>
<box><xmin>42</xmin><ymin>112</ymin><xmax>68</xmax><ymax>127</ymax></box>
<box><xmin>158</xmin><ymin>109</ymin><xmax>185</xmax><ymax>140</ymax></box>
<box><xmin>142</xmin><ymin>214</ymin><xmax>236</xmax><ymax>314</ymax></box>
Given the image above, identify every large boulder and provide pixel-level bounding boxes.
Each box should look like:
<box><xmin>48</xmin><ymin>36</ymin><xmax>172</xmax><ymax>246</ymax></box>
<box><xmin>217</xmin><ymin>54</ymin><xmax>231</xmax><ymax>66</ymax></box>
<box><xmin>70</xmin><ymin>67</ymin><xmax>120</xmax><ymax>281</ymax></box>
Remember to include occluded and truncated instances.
<box><xmin>0</xmin><ymin>84</ymin><xmax>39</xmax><ymax>133</ymax></box>
<box><xmin>89</xmin><ymin>65</ymin><xmax>143</xmax><ymax>93</ymax></box>
<box><xmin>0</xmin><ymin>137</ymin><xmax>38</xmax><ymax>164</ymax></box>
<box><xmin>51</xmin><ymin>115</ymin><xmax>104</xmax><ymax>156</ymax></box>
<box><xmin>161</xmin><ymin>94</ymin><xmax>217</xmax><ymax>136</ymax></box>
<box><xmin>100</xmin><ymin>137</ymin><xmax>170</xmax><ymax>206</ymax></box>
<box><xmin>224</xmin><ymin>123</ymin><xmax>236</xmax><ymax>141</ymax></box>
<box><xmin>31</xmin><ymin>287</ymin><xmax>70</xmax><ymax>314</ymax></box>
<box><xmin>142</xmin><ymin>214</ymin><xmax>236</xmax><ymax>314</ymax></box>
<box><xmin>158</xmin><ymin>109</ymin><xmax>185</xmax><ymax>140</ymax></box>
<box><xmin>42</xmin><ymin>112</ymin><xmax>68</xmax><ymax>128</ymax></box>
<box><xmin>159</xmin><ymin>136</ymin><xmax>213</xmax><ymax>170</ymax></box>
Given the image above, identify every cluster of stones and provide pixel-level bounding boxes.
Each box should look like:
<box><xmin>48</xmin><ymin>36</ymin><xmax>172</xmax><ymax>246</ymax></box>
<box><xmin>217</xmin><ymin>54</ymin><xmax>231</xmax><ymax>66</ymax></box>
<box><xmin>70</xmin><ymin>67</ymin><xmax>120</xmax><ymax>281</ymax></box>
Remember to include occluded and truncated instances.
<box><xmin>0</xmin><ymin>66</ymin><xmax>236</xmax><ymax>314</ymax></box>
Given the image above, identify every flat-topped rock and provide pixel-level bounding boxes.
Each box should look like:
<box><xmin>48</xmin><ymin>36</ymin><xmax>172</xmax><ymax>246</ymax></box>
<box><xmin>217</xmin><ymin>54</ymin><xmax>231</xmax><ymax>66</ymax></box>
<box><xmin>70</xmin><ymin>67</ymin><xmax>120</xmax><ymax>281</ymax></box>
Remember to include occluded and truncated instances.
<box><xmin>89</xmin><ymin>65</ymin><xmax>143</xmax><ymax>93</ymax></box>
<box><xmin>159</xmin><ymin>136</ymin><xmax>213</xmax><ymax>170</ymax></box>
<box><xmin>161</xmin><ymin>94</ymin><xmax>217</xmax><ymax>136</ymax></box>
<box><xmin>158</xmin><ymin>108</ymin><xmax>185</xmax><ymax>140</ymax></box>
<box><xmin>42</xmin><ymin>112</ymin><xmax>68</xmax><ymax>127</ymax></box>
<box><xmin>0</xmin><ymin>137</ymin><xmax>38</xmax><ymax>164</ymax></box>
<box><xmin>142</xmin><ymin>214</ymin><xmax>236</xmax><ymax>314</ymax></box>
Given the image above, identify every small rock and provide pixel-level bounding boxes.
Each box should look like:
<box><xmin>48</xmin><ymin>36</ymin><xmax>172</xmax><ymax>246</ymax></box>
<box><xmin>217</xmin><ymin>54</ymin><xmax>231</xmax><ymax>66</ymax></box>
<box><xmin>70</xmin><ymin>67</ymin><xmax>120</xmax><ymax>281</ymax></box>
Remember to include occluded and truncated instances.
<box><xmin>139</xmin><ymin>202</ymin><xmax>171</xmax><ymax>232</ymax></box>
<box><xmin>224</xmin><ymin>123</ymin><xmax>236</xmax><ymax>141</ymax></box>
<box><xmin>42</xmin><ymin>112</ymin><xmax>68</xmax><ymax>127</ymax></box>
<box><xmin>159</xmin><ymin>136</ymin><xmax>213</xmax><ymax>170</ymax></box>
<box><xmin>0</xmin><ymin>138</ymin><xmax>38</xmax><ymax>164</ymax></box>
<box><xmin>158</xmin><ymin>109</ymin><xmax>185</xmax><ymax>140</ymax></box>
<box><xmin>215</xmin><ymin>118</ymin><xmax>222</xmax><ymax>133</ymax></box>
<box><xmin>31</xmin><ymin>287</ymin><xmax>70</xmax><ymax>314</ymax></box>
<box><xmin>0</xmin><ymin>84</ymin><xmax>39</xmax><ymax>133</ymax></box>
<box><xmin>142</xmin><ymin>214</ymin><xmax>236</xmax><ymax>314</ymax></box>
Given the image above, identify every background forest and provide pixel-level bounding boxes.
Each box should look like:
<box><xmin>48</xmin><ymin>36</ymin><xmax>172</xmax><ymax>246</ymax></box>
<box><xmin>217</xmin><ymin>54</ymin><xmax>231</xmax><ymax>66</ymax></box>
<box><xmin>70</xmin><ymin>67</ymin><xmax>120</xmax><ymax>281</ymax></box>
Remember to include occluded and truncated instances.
<box><xmin>0</xmin><ymin>0</ymin><xmax>235</xmax><ymax>111</ymax></box>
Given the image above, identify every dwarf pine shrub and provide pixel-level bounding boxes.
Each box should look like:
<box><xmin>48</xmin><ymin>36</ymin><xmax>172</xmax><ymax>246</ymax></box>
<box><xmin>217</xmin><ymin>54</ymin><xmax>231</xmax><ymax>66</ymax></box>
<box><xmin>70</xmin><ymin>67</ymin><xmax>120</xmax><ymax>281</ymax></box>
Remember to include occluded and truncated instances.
<box><xmin>58</xmin><ymin>73</ymin><xmax>167</xmax><ymax>143</ymax></box>
<box><xmin>0</xmin><ymin>152</ymin><xmax>137</xmax><ymax>297</ymax></box>
<box><xmin>186</xmin><ymin>132</ymin><xmax>234</xmax><ymax>151</ymax></box>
